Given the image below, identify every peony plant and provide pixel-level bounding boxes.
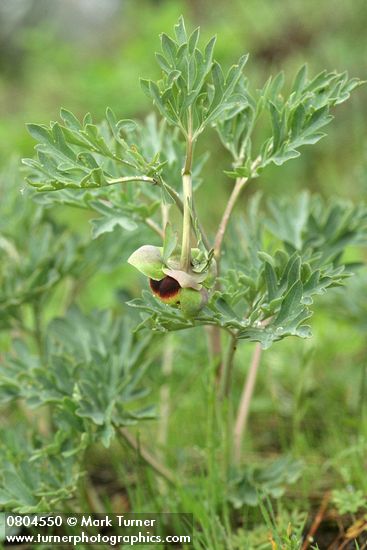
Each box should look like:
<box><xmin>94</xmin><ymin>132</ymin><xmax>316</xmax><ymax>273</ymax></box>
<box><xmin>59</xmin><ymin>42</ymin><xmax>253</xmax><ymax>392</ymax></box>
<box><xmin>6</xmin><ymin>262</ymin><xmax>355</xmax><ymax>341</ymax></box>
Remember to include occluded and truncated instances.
<box><xmin>22</xmin><ymin>16</ymin><xmax>366</xmax><ymax>462</ymax></box>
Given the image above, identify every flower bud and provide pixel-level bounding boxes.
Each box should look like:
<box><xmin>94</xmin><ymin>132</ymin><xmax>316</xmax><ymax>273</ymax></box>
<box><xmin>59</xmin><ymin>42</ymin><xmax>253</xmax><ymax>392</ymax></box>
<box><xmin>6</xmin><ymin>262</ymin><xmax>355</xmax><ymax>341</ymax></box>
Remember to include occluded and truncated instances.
<box><xmin>128</xmin><ymin>244</ymin><xmax>213</xmax><ymax>316</ymax></box>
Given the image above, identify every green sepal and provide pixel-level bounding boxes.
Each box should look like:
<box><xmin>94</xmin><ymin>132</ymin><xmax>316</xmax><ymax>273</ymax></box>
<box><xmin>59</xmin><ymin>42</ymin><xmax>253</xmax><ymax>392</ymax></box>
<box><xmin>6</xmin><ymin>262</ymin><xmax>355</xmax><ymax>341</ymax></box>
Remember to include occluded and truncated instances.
<box><xmin>127</xmin><ymin>245</ymin><xmax>165</xmax><ymax>280</ymax></box>
<box><xmin>180</xmin><ymin>288</ymin><xmax>208</xmax><ymax>317</ymax></box>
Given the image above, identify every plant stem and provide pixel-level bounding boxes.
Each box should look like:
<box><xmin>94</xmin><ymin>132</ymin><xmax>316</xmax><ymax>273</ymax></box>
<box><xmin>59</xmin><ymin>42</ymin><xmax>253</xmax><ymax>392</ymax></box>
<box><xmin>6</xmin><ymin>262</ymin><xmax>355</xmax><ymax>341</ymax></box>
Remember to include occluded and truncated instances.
<box><xmin>219</xmin><ymin>332</ymin><xmax>238</xmax><ymax>399</ymax></box>
<box><xmin>158</xmin><ymin>336</ymin><xmax>174</xmax><ymax>448</ymax></box>
<box><xmin>233</xmin><ymin>342</ymin><xmax>262</xmax><ymax>463</ymax></box>
<box><xmin>118</xmin><ymin>427</ymin><xmax>176</xmax><ymax>485</ymax></box>
<box><xmin>145</xmin><ymin>217</ymin><xmax>165</xmax><ymax>238</ymax></box>
<box><xmin>213</xmin><ymin>158</ymin><xmax>260</xmax><ymax>268</ymax></box>
<box><xmin>162</xmin><ymin>177</ymin><xmax>211</xmax><ymax>252</ymax></box>
<box><xmin>214</xmin><ymin>176</ymin><xmax>247</xmax><ymax>264</ymax></box>
<box><xmin>180</xmin><ymin>109</ymin><xmax>194</xmax><ymax>271</ymax></box>
<box><xmin>107</xmin><ymin>172</ymin><xmax>212</xmax><ymax>251</ymax></box>
<box><xmin>181</xmin><ymin>175</ymin><xmax>193</xmax><ymax>271</ymax></box>
<box><xmin>211</xmin><ymin>174</ymin><xmax>248</xmax><ymax>391</ymax></box>
<box><xmin>212</xmin><ymin>159</ymin><xmax>260</xmax><ymax>395</ymax></box>
<box><xmin>301</xmin><ymin>492</ymin><xmax>331</xmax><ymax>550</ymax></box>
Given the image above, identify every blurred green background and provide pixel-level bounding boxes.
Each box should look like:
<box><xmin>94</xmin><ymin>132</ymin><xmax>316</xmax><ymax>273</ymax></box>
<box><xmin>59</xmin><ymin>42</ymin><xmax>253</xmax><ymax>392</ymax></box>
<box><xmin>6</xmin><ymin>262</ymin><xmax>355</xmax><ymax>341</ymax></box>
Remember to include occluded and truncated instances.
<box><xmin>1</xmin><ymin>0</ymin><xmax>366</xmax><ymax>212</ymax></box>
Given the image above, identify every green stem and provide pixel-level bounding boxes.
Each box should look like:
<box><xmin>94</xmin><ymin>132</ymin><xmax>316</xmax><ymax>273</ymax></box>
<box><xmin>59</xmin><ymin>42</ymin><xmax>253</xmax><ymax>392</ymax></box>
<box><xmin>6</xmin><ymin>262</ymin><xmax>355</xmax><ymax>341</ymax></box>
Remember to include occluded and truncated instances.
<box><xmin>161</xmin><ymin>177</ymin><xmax>211</xmax><ymax>251</ymax></box>
<box><xmin>213</xmin><ymin>157</ymin><xmax>260</xmax><ymax>270</ymax></box>
<box><xmin>180</xmin><ymin>109</ymin><xmax>194</xmax><ymax>271</ymax></box>
<box><xmin>181</xmin><ymin>173</ymin><xmax>193</xmax><ymax>271</ymax></box>
<box><xmin>219</xmin><ymin>332</ymin><xmax>238</xmax><ymax>399</ymax></box>
<box><xmin>214</xmin><ymin>176</ymin><xmax>247</xmax><ymax>266</ymax></box>
<box><xmin>106</xmin><ymin>172</ymin><xmax>212</xmax><ymax>251</ymax></box>
<box><xmin>212</xmin><ymin>158</ymin><xmax>260</xmax><ymax>391</ymax></box>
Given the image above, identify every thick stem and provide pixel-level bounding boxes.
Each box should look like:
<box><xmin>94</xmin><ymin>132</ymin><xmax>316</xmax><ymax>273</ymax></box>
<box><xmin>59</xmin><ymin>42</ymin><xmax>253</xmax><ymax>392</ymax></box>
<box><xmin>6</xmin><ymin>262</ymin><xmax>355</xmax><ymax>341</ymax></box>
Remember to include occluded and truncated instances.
<box><xmin>161</xmin><ymin>178</ymin><xmax>210</xmax><ymax>251</ymax></box>
<box><xmin>107</xmin><ymin>173</ymin><xmax>210</xmax><ymax>247</ymax></box>
<box><xmin>180</xmin><ymin>173</ymin><xmax>193</xmax><ymax>271</ymax></box>
<box><xmin>233</xmin><ymin>342</ymin><xmax>262</xmax><ymax>463</ymax></box>
<box><xmin>180</xmin><ymin>110</ymin><xmax>194</xmax><ymax>271</ymax></box>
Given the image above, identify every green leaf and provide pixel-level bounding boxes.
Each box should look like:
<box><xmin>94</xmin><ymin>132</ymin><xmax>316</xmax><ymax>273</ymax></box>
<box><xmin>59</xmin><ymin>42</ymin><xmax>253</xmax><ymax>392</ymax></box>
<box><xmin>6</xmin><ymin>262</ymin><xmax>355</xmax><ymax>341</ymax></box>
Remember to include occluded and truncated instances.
<box><xmin>264</xmin><ymin>261</ymin><xmax>278</xmax><ymax>301</ymax></box>
<box><xmin>140</xmin><ymin>78</ymin><xmax>151</xmax><ymax>97</ymax></box>
<box><xmin>142</xmin><ymin>19</ymin><xmax>242</xmax><ymax>135</ymax></box>
<box><xmin>60</xmin><ymin>108</ymin><xmax>82</xmax><ymax>130</ymax></box>
<box><xmin>27</xmin><ymin>124</ymin><xmax>52</xmax><ymax>143</ymax></box>
<box><xmin>275</xmin><ymin>280</ymin><xmax>303</xmax><ymax>325</ymax></box>
<box><xmin>24</xmin><ymin>109</ymin><xmax>162</xmax><ymax>193</ymax></box>
<box><xmin>174</xmin><ymin>16</ymin><xmax>187</xmax><ymax>45</ymax></box>
<box><xmin>269</xmin><ymin>101</ymin><xmax>285</xmax><ymax>152</ymax></box>
<box><xmin>229</xmin><ymin>457</ymin><xmax>304</xmax><ymax>508</ymax></box>
<box><xmin>149</xmin><ymin>81</ymin><xmax>172</xmax><ymax>122</ymax></box>
<box><xmin>90</xmin><ymin>215</ymin><xmax>137</xmax><ymax>239</ymax></box>
<box><xmin>160</xmin><ymin>33</ymin><xmax>177</xmax><ymax>63</ymax></box>
<box><xmin>223</xmin><ymin>67</ymin><xmax>363</xmax><ymax>177</ymax></box>
<box><xmin>292</xmin><ymin>64</ymin><xmax>308</xmax><ymax>96</ymax></box>
<box><xmin>188</xmin><ymin>27</ymin><xmax>200</xmax><ymax>53</ymax></box>
<box><xmin>204</xmin><ymin>36</ymin><xmax>216</xmax><ymax>65</ymax></box>
<box><xmin>155</xmin><ymin>52</ymin><xmax>172</xmax><ymax>73</ymax></box>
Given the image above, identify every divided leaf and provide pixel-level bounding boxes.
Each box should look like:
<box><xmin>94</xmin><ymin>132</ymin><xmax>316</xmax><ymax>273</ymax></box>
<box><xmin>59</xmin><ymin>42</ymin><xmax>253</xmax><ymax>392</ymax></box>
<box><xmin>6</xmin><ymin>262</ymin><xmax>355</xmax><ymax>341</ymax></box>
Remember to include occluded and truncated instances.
<box><xmin>218</xmin><ymin>67</ymin><xmax>363</xmax><ymax>178</ymax></box>
<box><xmin>142</xmin><ymin>18</ymin><xmax>248</xmax><ymax>137</ymax></box>
<box><xmin>23</xmin><ymin>108</ymin><xmax>163</xmax><ymax>192</ymax></box>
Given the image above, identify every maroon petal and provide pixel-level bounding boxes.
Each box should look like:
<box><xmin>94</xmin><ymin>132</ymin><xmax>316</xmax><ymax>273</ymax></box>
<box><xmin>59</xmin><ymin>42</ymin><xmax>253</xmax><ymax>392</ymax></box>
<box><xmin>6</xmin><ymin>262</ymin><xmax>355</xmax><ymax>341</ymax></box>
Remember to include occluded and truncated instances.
<box><xmin>149</xmin><ymin>276</ymin><xmax>181</xmax><ymax>302</ymax></box>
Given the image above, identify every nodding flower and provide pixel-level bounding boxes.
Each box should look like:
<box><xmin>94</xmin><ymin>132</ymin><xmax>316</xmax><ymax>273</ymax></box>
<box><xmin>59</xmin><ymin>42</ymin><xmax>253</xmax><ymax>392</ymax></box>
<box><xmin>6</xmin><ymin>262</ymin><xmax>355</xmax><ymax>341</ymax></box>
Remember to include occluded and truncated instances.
<box><xmin>127</xmin><ymin>245</ymin><xmax>213</xmax><ymax>316</ymax></box>
<box><xmin>149</xmin><ymin>276</ymin><xmax>181</xmax><ymax>304</ymax></box>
